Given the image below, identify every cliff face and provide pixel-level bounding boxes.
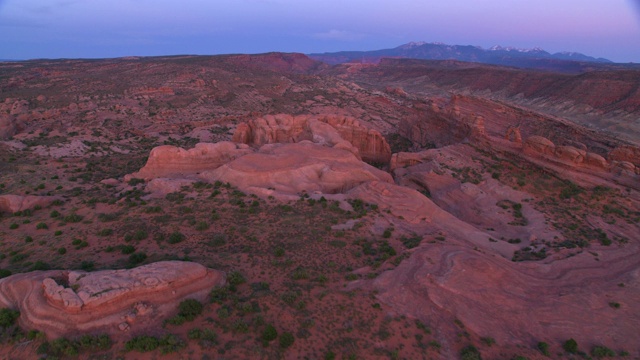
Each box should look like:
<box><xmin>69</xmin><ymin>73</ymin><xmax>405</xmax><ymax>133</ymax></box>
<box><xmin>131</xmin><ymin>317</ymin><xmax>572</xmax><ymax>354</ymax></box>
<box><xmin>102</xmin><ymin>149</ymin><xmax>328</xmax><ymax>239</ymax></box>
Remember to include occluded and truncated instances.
<box><xmin>232</xmin><ymin>114</ymin><xmax>392</xmax><ymax>164</ymax></box>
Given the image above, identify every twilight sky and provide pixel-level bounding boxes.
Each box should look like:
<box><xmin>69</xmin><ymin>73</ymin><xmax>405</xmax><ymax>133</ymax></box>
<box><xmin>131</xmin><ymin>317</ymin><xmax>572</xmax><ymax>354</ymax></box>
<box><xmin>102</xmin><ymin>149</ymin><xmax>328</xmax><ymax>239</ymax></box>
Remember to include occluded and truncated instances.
<box><xmin>1</xmin><ymin>0</ymin><xmax>639</xmax><ymax>62</ymax></box>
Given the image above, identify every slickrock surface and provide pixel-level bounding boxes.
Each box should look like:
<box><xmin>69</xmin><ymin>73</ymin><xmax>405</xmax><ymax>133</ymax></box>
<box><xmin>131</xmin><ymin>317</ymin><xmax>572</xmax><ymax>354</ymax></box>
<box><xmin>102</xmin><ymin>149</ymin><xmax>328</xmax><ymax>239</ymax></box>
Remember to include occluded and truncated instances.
<box><xmin>125</xmin><ymin>141</ymin><xmax>253</xmax><ymax>181</ymax></box>
<box><xmin>370</xmin><ymin>241</ymin><xmax>640</xmax><ymax>355</ymax></box>
<box><xmin>201</xmin><ymin>141</ymin><xmax>393</xmax><ymax>198</ymax></box>
<box><xmin>0</xmin><ymin>261</ymin><xmax>225</xmax><ymax>338</ymax></box>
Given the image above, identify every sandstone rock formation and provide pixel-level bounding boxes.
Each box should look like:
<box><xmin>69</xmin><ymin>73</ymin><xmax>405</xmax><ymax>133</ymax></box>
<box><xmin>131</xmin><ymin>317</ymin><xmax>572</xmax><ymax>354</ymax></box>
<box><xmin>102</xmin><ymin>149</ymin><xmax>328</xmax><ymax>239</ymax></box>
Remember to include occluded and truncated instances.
<box><xmin>0</xmin><ymin>195</ymin><xmax>62</xmax><ymax>214</ymax></box>
<box><xmin>232</xmin><ymin>114</ymin><xmax>392</xmax><ymax>164</ymax></box>
<box><xmin>201</xmin><ymin>141</ymin><xmax>393</xmax><ymax>198</ymax></box>
<box><xmin>0</xmin><ymin>115</ymin><xmax>16</xmax><ymax>139</ymax></box>
<box><xmin>125</xmin><ymin>141</ymin><xmax>253</xmax><ymax>181</ymax></box>
<box><xmin>389</xmin><ymin>149</ymin><xmax>439</xmax><ymax>171</ymax></box>
<box><xmin>505</xmin><ymin>125</ymin><xmax>522</xmax><ymax>143</ymax></box>
<box><xmin>0</xmin><ymin>261</ymin><xmax>225</xmax><ymax>338</ymax></box>
<box><xmin>370</xmin><ymin>240</ymin><xmax>640</xmax><ymax>351</ymax></box>
<box><xmin>523</xmin><ymin>135</ymin><xmax>640</xmax><ymax>176</ymax></box>
<box><xmin>609</xmin><ymin>145</ymin><xmax>640</xmax><ymax>167</ymax></box>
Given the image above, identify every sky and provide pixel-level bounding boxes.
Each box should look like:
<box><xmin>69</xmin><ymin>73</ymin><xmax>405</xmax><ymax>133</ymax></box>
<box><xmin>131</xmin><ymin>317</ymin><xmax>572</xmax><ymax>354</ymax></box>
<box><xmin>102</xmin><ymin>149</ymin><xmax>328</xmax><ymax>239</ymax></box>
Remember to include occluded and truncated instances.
<box><xmin>1</xmin><ymin>0</ymin><xmax>639</xmax><ymax>62</ymax></box>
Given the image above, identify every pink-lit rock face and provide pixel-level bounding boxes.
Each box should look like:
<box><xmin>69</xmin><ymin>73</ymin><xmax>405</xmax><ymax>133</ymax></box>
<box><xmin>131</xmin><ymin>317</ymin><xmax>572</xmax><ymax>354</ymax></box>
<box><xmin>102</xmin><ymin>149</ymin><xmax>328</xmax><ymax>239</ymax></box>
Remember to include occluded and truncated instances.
<box><xmin>232</xmin><ymin>114</ymin><xmax>392</xmax><ymax>164</ymax></box>
<box><xmin>0</xmin><ymin>195</ymin><xmax>62</xmax><ymax>214</ymax></box>
<box><xmin>0</xmin><ymin>261</ymin><xmax>225</xmax><ymax>338</ymax></box>
<box><xmin>201</xmin><ymin>141</ymin><xmax>393</xmax><ymax>198</ymax></box>
<box><xmin>125</xmin><ymin>141</ymin><xmax>253</xmax><ymax>181</ymax></box>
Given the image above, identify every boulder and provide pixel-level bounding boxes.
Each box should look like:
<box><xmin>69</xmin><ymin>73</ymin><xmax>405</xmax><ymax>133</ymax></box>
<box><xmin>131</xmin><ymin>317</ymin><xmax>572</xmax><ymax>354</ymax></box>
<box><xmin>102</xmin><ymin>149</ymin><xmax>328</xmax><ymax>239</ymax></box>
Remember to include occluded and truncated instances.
<box><xmin>0</xmin><ymin>195</ymin><xmax>62</xmax><ymax>214</ymax></box>
<box><xmin>523</xmin><ymin>136</ymin><xmax>555</xmax><ymax>156</ymax></box>
<box><xmin>554</xmin><ymin>145</ymin><xmax>586</xmax><ymax>164</ymax></box>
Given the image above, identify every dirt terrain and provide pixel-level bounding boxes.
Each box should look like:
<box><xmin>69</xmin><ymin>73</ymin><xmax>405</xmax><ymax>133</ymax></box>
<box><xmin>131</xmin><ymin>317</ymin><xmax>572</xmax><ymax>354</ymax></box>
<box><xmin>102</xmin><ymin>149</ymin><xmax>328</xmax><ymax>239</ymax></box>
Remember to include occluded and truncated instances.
<box><xmin>0</xmin><ymin>53</ymin><xmax>639</xmax><ymax>359</ymax></box>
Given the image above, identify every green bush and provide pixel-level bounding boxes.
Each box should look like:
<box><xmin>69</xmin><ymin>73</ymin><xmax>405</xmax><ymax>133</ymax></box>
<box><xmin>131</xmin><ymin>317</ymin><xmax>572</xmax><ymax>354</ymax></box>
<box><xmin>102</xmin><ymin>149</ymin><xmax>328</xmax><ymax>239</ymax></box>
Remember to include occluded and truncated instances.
<box><xmin>563</xmin><ymin>338</ymin><xmax>578</xmax><ymax>354</ymax></box>
<box><xmin>460</xmin><ymin>345</ymin><xmax>482</xmax><ymax>360</ymax></box>
<box><xmin>0</xmin><ymin>269</ymin><xmax>12</xmax><ymax>279</ymax></box>
<box><xmin>279</xmin><ymin>332</ymin><xmax>294</xmax><ymax>348</ymax></box>
<box><xmin>50</xmin><ymin>210</ymin><xmax>60</xmax><ymax>218</ymax></box>
<box><xmin>537</xmin><ymin>341</ymin><xmax>550</xmax><ymax>356</ymax></box>
<box><xmin>591</xmin><ymin>345</ymin><xmax>615</xmax><ymax>358</ymax></box>
<box><xmin>168</xmin><ymin>231</ymin><xmax>185</xmax><ymax>244</ymax></box>
<box><xmin>178</xmin><ymin>299</ymin><xmax>203</xmax><ymax>321</ymax></box>
<box><xmin>0</xmin><ymin>308</ymin><xmax>20</xmax><ymax>328</ymax></box>
<box><xmin>227</xmin><ymin>271</ymin><xmax>246</xmax><ymax>286</ymax></box>
<box><xmin>128</xmin><ymin>252</ymin><xmax>147</xmax><ymax>265</ymax></box>
<box><xmin>195</xmin><ymin>221</ymin><xmax>210</xmax><ymax>231</ymax></box>
<box><xmin>125</xmin><ymin>335</ymin><xmax>160</xmax><ymax>352</ymax></box>
<box><xmin>262</xmin><ymin>324</ymin><xmax>278</xmax><ymax>342</ymax></box>
<box><xmin>63</xmin><ymin>213</ymin><xmax>84</xmax><ymax>223</ymax></box>
<box><xmin>121</xmin><ymin>245</ymin><xmax>136</xmax><ymax>254</ymax></box>
<box><xmin>58</xmin><ymin>247</ymin><xmax>67</xmax><ymax>255</ymax></box>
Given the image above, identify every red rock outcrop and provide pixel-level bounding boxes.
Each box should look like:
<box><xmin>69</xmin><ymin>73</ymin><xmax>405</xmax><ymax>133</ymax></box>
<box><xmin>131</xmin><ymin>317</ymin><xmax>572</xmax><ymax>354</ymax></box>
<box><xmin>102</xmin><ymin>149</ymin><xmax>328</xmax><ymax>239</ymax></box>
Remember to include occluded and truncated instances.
<box><xmin>524</xmin><ymin>135</ymin><xmax>637</xmax><ymax>174</ymax></box>
<box><xmin>0</xmin><ymin>195</ymin><xmax>62</xmax><ymax>214</ymax></box>
<box><xmin>609</xmin><ymin>145</ymin><xmax>640</xmax><ymax>167</ymax></box>
<box><xmin>523</xmin><ymin>135</ymin><xmax>556</xmax><ymax>156</ymax></box>
<box><xmin>201</xmin><ymin>141</ymin><xmax>393</xmax><ymax>197</ymax></box>
<box><xmin>0</xmin><ymin>261</ymin><xmax>225</xmax><ymax>338</ymax></box>
<box><xmin>232</xmin><ymin>114</ymin><xmax>392</xmax><ymax>164</ymax></box>
<box><xmin>125</xmin><ymin>141</ymin><xmax>253</xmax><ymax>181</ymax></box>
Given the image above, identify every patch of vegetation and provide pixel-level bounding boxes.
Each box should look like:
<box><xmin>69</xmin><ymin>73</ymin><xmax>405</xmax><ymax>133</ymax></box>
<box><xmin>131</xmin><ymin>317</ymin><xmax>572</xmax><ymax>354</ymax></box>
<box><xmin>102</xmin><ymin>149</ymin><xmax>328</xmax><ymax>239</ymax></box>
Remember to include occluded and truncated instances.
<box><xmin>460</xmin><ymin>345</ymin><xmax>482</xmax><ymax>360</ymax></box>
<box><xmin>0</xmin><ymin>308</ymin><xmax>20</xmax><ymax>328</ymax></box>
<box><xmin>563</xmin><ymin>338</ymin><xmax>578</xmax><ymax>354</ymax></box>
<box><xmin>166</xmin><ymin>299</ymin><xmax>204</xmax><ymax>325</ymax></box>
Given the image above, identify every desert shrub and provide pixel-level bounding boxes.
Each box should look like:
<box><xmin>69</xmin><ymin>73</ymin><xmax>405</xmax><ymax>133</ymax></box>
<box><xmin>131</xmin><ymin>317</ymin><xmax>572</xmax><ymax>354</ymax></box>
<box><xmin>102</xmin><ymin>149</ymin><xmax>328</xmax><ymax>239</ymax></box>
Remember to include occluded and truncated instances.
<box><xmin>50</xmin><ymin>210</ymin><xmax>60</xmax><ymax>218</ymax></box>
<box><xmin>121</xmin><ymin>245</ymin><xmax>136</xmax><ymax>254</ymax></box>
<box><xmin>25</xmin><ymin>236</ymin><xmax>33</xmax><ymax>243</ymax></box>
<box><xmin>63</xmin><ymin>213</ymin><xmax>83</xmax><ymax>223</ymax></box>
<box><xmin>97</xmin><ymin>212</ymin><xmax>119</xmax><ymax>222</ymax></box>
<box><xmin>132</xmin><ymin>229</ymin><xmax>148</xmax><ymax>241</ymax></box>
<box><xmin>460</xmin><ymin>345</ymin><xmax>482</xmax><ymax>360</ymax></box>
<box><xmin>128</xmin><ymin>252</ymin><xmax>147</xmax><ymax>265</ymax></box>
<box><xmin>54</xmin><ymin>230</ymin><xmax>62</xmax><ymax>236</ymax></box>
<box><xmin>58</xmin><ymin>247</ymin><xmax>67</xmax><ymax>255</ymax></box>
<box><xmin>401</xmin><ymin>235</ymin><xmax>422</xmax><ymax>249</ymax></box>
<box><xmin>591</xmin><ymin>345</ymin><xmax>615</xmax><ymax>358</ymax></box>
<box><xmin>195</xmin><ymin>221</ymin><xmax>209</xmax><ymax>231</ymax></box>
<box><xmin>537</xmin><ymin>341</ymin><xmax>550</xmax><ymax>356</ymax></box>
<box><xmin>382</xmin><ymin>228</ymin><xmax>393</xmax><ymax>238</ymax></box>
<box><xmin>0</xmin><ymin>269</ymin><xmax>12</xmax><ymax>279</ymax></box>
<box><xmin>178</xmin><ymin>299</ymin><xmax>203</xmax><ymax>321</ymax></box>
<box><xmin>167</xmin><ymin>299</ymin><xmax>204</xmax><ymax>325</ymax></box>
<box><xmin>227</xmin><ymin>271</ymin><xmax>246</xmax><ymax>286</ymax></box>
<box><xmin>9</xmin><ymin>223</ymin><xmax>18</xmax><ymax>229</ymax></box>
<box><xmin>210</xmin><ymin>286</ymin><xmax>230</xmax><ymax>304</ymax></box>
<box><xmin>125</xmin><ymin>335</ymin><xmax>160</xmax><ymax>352</ymax></box>
<box><xmin>168</xmin><ymin>231</ymin><xmax>185</xmax><ymax>244</ymax></box>
<box><xmin>279</xmin><ymin>332</ymin><xmax>294</xmax><ymax>348</ymax></box>
<box><xmin>32</xmin><ymin>261</ymin><xmax>51</xmax><ymax>270</ymax></box>
<box><xmin>262</xmin><ymin>324</ymin><xmax>278</xmax><ymax>342</ymax></box>
<box><xmin>0</xmin><ymin>308</ymin><xmax>20</xmax><ymax>328</ymax></box>
<box><xmin>128</xmin><ymin>178</ymin><xmax>145</xmax><ymax>186</ymax></box>
<box><xmin>563</xmin><ymin>338</ymin><xmax>578</xmax><ymax>354</ymax></box>
<box><xmin>97</xmin><ymin>228</ymin><xmax>113</xmax><ymax>236</ymax></box>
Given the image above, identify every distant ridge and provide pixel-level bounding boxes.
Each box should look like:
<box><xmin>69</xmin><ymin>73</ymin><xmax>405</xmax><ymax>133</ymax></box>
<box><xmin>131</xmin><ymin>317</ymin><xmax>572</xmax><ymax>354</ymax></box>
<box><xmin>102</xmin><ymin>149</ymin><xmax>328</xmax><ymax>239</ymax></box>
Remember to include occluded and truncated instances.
<box><xmin>308</xmin><ymin>41</ymin><xmax>612</xmax><ymax>70</ymax></box>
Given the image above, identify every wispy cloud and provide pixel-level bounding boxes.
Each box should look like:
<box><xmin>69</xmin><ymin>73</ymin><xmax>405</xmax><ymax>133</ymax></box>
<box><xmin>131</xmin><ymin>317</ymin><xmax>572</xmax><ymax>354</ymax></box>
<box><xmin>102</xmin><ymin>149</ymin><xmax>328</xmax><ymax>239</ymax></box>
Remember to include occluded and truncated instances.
<box><xmin>313</xmin><ymin>29</ymin><xmax>364</xmax><ymax>41</ymax></box>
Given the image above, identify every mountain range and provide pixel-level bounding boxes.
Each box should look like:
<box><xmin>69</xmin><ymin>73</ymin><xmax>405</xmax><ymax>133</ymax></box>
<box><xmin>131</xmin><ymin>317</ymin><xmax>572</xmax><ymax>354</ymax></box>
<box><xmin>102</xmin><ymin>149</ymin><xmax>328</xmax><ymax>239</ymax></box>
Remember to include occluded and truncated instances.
<box><xmin>309</xmin><ymin>41</ymin><xmax>615</xmax><ymax>71</ymax></box>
